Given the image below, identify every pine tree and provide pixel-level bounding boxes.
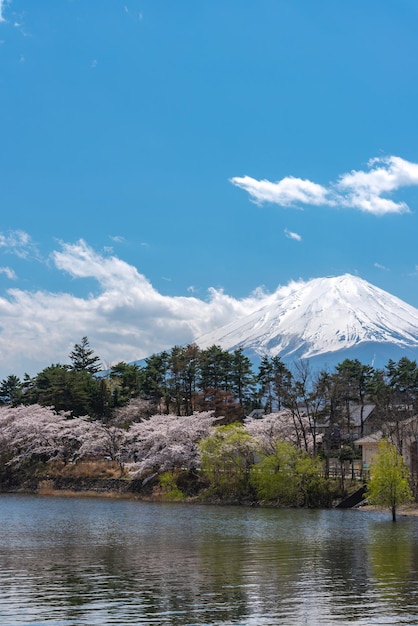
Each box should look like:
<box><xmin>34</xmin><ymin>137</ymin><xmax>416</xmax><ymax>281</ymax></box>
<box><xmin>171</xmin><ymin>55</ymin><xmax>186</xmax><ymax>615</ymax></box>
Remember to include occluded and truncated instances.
<box><xmin>69</xmin><ymin>336</ymin><xmax>102</xmax><ymax>374</ymax></box>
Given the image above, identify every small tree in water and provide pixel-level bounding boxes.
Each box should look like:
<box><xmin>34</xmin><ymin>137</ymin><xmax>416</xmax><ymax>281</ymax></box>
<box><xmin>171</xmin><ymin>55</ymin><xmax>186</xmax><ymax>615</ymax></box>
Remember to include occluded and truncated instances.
<box><xmin>366</xmin><ymin>439</ymin><xmax>413</xmax><ymax>522</ymax></box>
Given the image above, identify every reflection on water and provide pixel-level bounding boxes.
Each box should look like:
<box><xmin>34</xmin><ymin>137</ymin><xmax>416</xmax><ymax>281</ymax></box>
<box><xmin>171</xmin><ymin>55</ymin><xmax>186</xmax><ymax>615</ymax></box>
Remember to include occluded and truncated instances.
<box><xmin>0</xmin><ymin>495</ymin><xmax>417</xmax><ymax>625</ymax></box>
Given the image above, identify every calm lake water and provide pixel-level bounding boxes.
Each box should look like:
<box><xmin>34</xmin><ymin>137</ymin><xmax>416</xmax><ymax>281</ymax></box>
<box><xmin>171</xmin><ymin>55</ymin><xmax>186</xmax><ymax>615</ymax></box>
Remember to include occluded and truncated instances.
<box><xmin>0</xmin><ymin>495</ymin><xmax>417</xmax><ymax>625</ymax></box>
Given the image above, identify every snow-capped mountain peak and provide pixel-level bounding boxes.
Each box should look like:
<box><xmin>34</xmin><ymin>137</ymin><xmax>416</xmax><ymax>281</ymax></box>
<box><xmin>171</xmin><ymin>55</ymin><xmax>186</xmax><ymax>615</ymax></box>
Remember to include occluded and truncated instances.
<box><xmin>195</xmin><ymin>274</ymin><xmax>418</xmax><ymax>366</ymax></box>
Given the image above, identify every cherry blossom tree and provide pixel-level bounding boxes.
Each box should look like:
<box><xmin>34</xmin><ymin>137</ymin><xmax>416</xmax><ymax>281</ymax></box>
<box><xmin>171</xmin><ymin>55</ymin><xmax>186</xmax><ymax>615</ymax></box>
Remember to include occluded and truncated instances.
<box><xmin>126</xmin><ymin>411</ymin><xmax>218</xmax><ymax>475</ymax></box>
<box><xmin>244</xmin><ymin>410</ymin><xmax>314</xmax><ymax>454</ymax></box>
<box><xmin>77</xmin><ymin>422</ymin><xmax>128</xmax><ymax>471</ymax></box>
<box><xmin>0</xmin><ymin>404</ymin><xmax>94</xmax><ymax>466</ymax></box>
<box><xmin>111</xmin><ymin>397</ymin><xmax>157</xmax><ymax>427</ymax></box>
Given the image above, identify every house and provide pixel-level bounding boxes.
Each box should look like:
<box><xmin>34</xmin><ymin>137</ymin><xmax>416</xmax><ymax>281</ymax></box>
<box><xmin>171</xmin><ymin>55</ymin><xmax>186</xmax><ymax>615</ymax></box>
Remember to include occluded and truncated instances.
<box><xmin>354</xmin><ymin>431</ymin><xmax>382</xmax><ymax>471</ymax></box>
<box><xmin>355</xmin><ymin>414</ymin><xmax>418</xmax><ymax>476</ymax></box>
<box><xmin>313</xmin><ymin>404</ymin><xmax>376</xmax><ymax>456</ymax></box>
<box><xmin>347</xmin><ymin>404</ymin><xmax>376</xmax><ymax>438</ymax></box>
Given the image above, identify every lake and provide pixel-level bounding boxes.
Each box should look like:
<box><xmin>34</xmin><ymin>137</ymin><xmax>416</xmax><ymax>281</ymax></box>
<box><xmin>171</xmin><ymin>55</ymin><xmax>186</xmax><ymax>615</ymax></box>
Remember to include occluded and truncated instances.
<box><xmin>0</xmin><ymin>494</ymin><xmax>417</xmax><ymax>625</ymax></box>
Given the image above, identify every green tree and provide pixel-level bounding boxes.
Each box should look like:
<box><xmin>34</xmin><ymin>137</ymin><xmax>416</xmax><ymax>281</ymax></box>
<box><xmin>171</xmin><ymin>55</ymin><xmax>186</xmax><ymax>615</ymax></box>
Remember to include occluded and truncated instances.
<box><xmin>271</xmin><ymin>356</ymin><xmax>292</xmax><ymax>410</ymax></box>
<box><xmin>167</xmin><ymin>344</ymin><xmax>200</xmax><ymax>416</ymax></box>
<box><xmin>250</xmin><ymin>440</ymin><xmax>332</xmax><ymax>507</ymax></box>
<box><xmin>89</xmin><ymin>376</ymin><xmax>113</xmax><ymax>422</ymax></box>
<box><xmin>294</xmin><ymin>453</ymin><xmax>332</xmax><ymax>507</ymax></box>
<box><xmin>250</xmin><ymin>440</ymin><xmax>299</xmax><ymax>504</ymax></box>
<box><xmin>366</xmin><ymin>439</ymin><xmax>413</xmax><ymax>522</ymax></box>
<box><xmin>257</xmin><ymin>356</ymin><xmax>274</xmax><ymax>413</ymax></box>
<box><xmin>69</xmin><ymin>336</ymin><xmax>102</xmax><ymax>374</ymax></box>
<box><xmin>109</xmin><ymin>361</ymin><xmax>143</xmax><ymax>407</ymax></box>
<box><xmin>27</xmin><ymin>363</ymin><xmax>105</xmax><ymax>418</ymax></box>
<box><xmin>0</xmin><ymin>374</ymin><xmax>23</xmax><ymax>406</ymax></box>
<box><xmin>230</xmin><ymin>348</ymin><xmax>255</xmax><ymax>417</ymax></box>
<box><xmin>199</xmin><ymin>345</ymin><xmax>233</xmax><ymax>390</ymax></box>
<box><xmin>141</xmin><ymin>351</ymin><xmax>170</xmax><ymax>412</ymax></box>
<box><xmin>199</xmin><ymin>423</ymin><xmax>256</xmax><ymax>499</ymax></box>
<box><xmin>336</xmin><ymin>359</ymin><xmax>374</xmax><ymax>437</ymax></box>
<box><xmin>386</xmin><ymin>357</ymin><xmax>418</xmax><ymax>415</ymax></box>
<box><xmin>197</xmin><ymin>345</ymin><xmax>236</xmax><ymax>417</ymax></box>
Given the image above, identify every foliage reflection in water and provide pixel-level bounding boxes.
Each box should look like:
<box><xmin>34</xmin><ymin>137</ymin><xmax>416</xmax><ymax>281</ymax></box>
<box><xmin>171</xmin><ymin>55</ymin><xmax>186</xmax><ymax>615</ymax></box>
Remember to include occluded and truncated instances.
<box><xmin>0</xmin><ymin>495</ymin><xmax>418</xmax><ymax>624</ymax></box>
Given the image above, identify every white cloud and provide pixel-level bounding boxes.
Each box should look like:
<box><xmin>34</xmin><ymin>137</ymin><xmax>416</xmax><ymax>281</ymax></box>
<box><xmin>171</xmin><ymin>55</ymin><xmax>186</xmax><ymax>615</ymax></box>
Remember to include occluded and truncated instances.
<box><xmin>0</xmin><ymin>230</ymin><xmax>39</xmax><ymax>259</ymax></box>
<box><xmin>284</xmin><ymin>229</ymin><xmax>302</xmax><ymax>242</ymax></box>
<box><xmin>0</xmin><ymin>239</ymin><xmax>283</xmax><ymax>379</ymax></box>
<box><xmin>230</xmin><ymin>175</ymin><xmax>330</xmax><ymax>207</ymax></box>
<box><xmin>0</xmin><ymin>267</ymin><xmax>17</xmax><ymax>279</ymax></box>
<box><xmin>374</xmin><ymin>262</ymin><xmax>389</xmax><ymax>271</ymax></box>
<box><xmin>231</xmin><ymin>155</ymin><xmax>418</xmax><ymax>216</ymax></box>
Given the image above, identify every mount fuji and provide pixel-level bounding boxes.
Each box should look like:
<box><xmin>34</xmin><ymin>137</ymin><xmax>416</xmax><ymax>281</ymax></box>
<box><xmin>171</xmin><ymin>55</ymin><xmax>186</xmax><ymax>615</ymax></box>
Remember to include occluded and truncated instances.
<box><xmin>195</xmin><ymin>274</ymin><xmax>418</xmax><ymax>369</ymax></box>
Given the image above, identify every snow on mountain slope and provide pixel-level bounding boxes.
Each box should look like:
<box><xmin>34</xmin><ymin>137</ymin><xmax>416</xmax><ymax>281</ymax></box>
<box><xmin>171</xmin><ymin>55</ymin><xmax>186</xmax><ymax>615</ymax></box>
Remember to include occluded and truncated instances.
<box><xmin>195</xmin><ymin>274</ymin><xmax>418</xmax><ymax>362</ymax></box>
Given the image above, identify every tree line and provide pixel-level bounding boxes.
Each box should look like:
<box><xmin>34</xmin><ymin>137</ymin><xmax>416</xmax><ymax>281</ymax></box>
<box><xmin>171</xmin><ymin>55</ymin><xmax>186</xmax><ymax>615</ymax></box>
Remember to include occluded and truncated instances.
<box><xmin>2</xmin><ymin>337</ymin><xmax>418</xmax><ymax>441</ymax></box>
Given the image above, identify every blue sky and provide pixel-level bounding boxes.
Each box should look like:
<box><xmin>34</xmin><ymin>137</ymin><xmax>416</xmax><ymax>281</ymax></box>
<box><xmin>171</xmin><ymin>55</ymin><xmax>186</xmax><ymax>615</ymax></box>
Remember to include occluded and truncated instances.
<box><xmin>1</xmin><ymin>0</ymin><xmax>418</xmax><ymax>378</ymax></box>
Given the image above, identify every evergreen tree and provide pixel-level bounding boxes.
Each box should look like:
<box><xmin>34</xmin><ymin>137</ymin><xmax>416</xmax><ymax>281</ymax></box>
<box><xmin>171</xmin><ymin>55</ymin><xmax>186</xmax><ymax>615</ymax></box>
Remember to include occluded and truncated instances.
<box><xmin>167</xmin><ymin>344</ymin><xmax>199</xmax><ymax>416</ymax></box>
<box><xmin>271</xmin><ymin>356</ymin><xmax>292</xmax><ymax>411</ymax></box>
<box><xmin>141</xmin><ymin>351</ymin><xmax>170</xmax><ymax>412</ymax></box>
<box><xmin>69</xmin><ymin>336</ymin><xmax>102</xmax><ymax>374</ymax></box>
<box><xmin>0</xmin><ymin>374</ymin><xmax>23</xmax><ymax>406</ymax></box>
<box><xmin>230</xmin><ymin>348</ymin><xmax>255</xmax><ymax>417</ymax></box>
<box><xmin>336</xmin><ymin>359</ymin><xmax>374</xmax><ymax>436</ymax></box>
<box><xmin>257</xmin><ymin>356</ymin><xmax>274</xmax><ymax>413</ymax></box>
<box><xmin>386</xmin><ymin>357</ymin><xmax>418</xmax><ymax>414</ymax></box>
<box><xmin>110</xmin><ymin>361</ymin><xmax>143</xmax><ymax>407</ymax></box>
<box><xmin>28</xmin><ymin>363</ymin><xmax>105</xmax><ymax>418</ymax></box>
<box><xmin>199</xmin><ymin>345</ymin><xmax>232</xmax><ymax>391</ymax></box>
<box><xmin>198</xmin><ymin>345</ymin><xmax>236</xmax><ymax>416</ymax></box>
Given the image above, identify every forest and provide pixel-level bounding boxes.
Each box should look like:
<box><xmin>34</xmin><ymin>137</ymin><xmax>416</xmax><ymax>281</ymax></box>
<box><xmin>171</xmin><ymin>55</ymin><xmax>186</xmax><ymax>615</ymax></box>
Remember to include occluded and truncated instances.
<box><xmin>0</xmin><ymin>337</ymin><xmax>417</xmax><ymax>506</ymax></box>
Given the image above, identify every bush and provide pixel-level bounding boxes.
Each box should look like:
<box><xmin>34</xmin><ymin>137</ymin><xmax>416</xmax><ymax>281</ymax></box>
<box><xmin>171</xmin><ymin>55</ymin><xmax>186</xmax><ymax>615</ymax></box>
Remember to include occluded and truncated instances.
<box><xmin>158</xmin><ymin>471</ymin><xmax>186</xmax><ymax>500</ymax></box>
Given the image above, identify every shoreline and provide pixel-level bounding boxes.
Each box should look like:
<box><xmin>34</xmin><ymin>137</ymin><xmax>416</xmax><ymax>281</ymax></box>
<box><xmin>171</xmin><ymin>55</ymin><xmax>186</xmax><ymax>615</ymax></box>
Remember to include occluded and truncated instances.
<box><xmin>1</xmin><ymin>467</ymin><xmax>417</xmax><ymax>514</ymax></box>
<box><xmin>3</xmin><ymin>486</ymin><xmax>418</xmax><ymax>517</ymax></box>
<box><xmin>358</xmin><ymin>503</ymin><xmax>418</xmax><ymax>516</ymax></box>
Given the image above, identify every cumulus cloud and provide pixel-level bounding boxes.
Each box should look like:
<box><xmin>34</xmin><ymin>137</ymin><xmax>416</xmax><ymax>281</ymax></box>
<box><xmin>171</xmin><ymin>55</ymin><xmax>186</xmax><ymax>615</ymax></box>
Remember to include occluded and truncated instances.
<box><xmin>0</xmin><ymin>239</ymin><xmax>289</xmax><ymax>378</ymax></box>
<box><xmin>231</xmin><ymin>156</ymin><xmax>418</xmax><ymax>216</ymax></box>
<box><xmin>284</xmin><ymin>229</ymin><xmax>302</xmax><ymax>242</ymax></box>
